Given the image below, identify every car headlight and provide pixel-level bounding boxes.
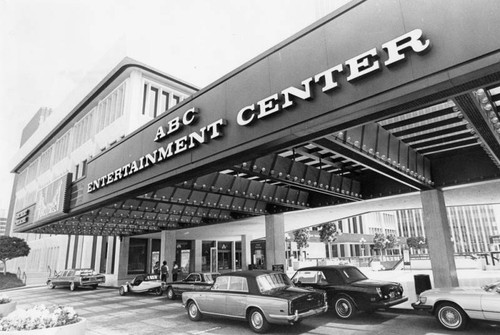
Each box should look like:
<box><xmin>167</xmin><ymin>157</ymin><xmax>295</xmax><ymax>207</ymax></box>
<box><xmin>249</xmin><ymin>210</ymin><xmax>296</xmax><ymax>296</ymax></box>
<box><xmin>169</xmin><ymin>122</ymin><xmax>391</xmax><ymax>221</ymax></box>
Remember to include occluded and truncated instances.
<box><xmin>376</xmin><ymin>287</ymin><xmax>383</xmax><ymax>298</ymax></box>
<box><xmin>418</xmin><ymin>296</ymin><xmax>427</xmax><ymax>304</ymax></box>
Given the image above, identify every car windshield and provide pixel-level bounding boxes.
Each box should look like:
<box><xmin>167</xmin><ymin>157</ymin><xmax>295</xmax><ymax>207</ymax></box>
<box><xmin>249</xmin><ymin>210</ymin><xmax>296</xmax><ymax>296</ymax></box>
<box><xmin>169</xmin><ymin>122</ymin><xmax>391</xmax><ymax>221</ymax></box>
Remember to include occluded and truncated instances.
<box><xmin>77</xmin><ymin>270</ymin><xmax>95</xmax><ymax>276</ymax></box>
<box><xmin>204</xmin><ymin>273</ymin><xmax>220</xmax><ymax>283</ymax></box>
<box><xmin>340</xmin><ymin>267</ymin><xmax>367</xmax><ymax>284</ymax></box>
<box><xmin>256</xmin><ymin>273</ymin><xmax>291</xmax><ymax>293</ymax></box>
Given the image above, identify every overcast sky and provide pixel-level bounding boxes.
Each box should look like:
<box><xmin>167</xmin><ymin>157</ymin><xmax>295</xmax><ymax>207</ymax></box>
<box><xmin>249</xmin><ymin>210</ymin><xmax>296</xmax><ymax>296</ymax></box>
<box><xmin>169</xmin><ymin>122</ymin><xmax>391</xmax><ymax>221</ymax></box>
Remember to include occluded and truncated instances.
<box><xmin>0</xmin><ymin>0</ymin><xmax>350</xmax><ymax>214</ymax></box>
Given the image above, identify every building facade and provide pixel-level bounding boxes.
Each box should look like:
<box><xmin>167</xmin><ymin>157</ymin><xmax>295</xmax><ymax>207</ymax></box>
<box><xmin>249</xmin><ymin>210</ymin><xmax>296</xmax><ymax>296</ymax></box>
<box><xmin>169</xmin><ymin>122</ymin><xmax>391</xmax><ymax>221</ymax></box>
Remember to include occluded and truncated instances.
<box><xmin>7</xmin><ymin>60</ymin><xmax>197</xmax><ymax>285</ymax></box>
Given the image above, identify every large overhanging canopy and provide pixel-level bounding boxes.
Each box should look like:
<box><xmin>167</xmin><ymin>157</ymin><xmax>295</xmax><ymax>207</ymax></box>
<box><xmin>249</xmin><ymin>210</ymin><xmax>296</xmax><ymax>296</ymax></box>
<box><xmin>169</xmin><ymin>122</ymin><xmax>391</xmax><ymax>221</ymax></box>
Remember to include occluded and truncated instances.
<box><xmin>15</xmin><ymin>0</ymin><xmax>500</xmax><ymax>236</ymax></box>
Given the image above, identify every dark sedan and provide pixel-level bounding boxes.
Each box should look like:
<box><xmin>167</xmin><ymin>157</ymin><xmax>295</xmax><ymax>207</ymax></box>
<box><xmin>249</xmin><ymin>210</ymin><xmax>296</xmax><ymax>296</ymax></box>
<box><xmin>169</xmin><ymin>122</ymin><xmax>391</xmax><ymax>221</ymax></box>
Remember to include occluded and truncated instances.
<box><xmin>291</xmin><ymin>265</ymin><xmax>407</xmax><ymax>319</ymax></box>
<box><xmin>163</xmin><ymin>272</ymin><xmax>220</xmax><ymax>300</ymax></box>
<box><xmin>47</xmin><ymin>268</ymin><xmax>105</xmax><ymax>291</ymax></box>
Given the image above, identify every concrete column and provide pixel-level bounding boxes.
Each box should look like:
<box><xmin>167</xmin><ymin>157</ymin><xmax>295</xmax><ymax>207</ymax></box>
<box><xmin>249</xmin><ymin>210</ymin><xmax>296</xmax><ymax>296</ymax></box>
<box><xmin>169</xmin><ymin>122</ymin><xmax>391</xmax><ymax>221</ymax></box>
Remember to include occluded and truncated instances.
<box><xmin>241</xmin><ymin>235</ymin><xmax>252</xmax><ymax>270</ymax></box>
<box><xmin>147</xmin><ymin>238</ymin><xmax>153</xmax><ymax>273</ymax></box>
<box><xmin>265</xmin><ymin>214</ymin><xmax>286</xmax><ymax>270</ymax></box>
<box><xmin>344</xmin><ymin>243</ymin><xmax>351</xmax><ymax>257</ymax></box>
<box><xmin>421</xmin><ymin>189</ymin><xmax>458</xmax><ymax>288</ymax></box>
<box><xmin>194</xmin><ymin>240</ymin><xmax>202</xmax><ymax>272</ymax></box>
<box><xmin>75</xmin><ymin>236</ymin><xmax>85</xmax><ymax>268</ymax></box>
<box><xmin>116</xmin><ymin>237</ymin><xmax>129</xmax><ymax>282</ymax></box>
<box><xmin>160</xmin><ymin>230</ymin><xmax>176</xmax><ymax>281</ymax></box>
<box><xmin>94</xmin><ymin>236</ymin><xmax>103</xmax><ymax>272</ymax></box>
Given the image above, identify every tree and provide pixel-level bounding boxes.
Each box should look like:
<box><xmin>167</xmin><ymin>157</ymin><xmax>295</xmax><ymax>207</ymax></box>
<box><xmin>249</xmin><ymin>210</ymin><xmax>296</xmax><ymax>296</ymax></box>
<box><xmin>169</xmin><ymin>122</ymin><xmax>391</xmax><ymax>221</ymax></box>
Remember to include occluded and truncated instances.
<box><xmin>406</xmin><ymin>236</ymin><xmax>427</xmax><ymax>251</ymax></box>
<box><xmin>372</xmin><ymin>233</ymin><xmax>386</xmax><ymax>255</ymax></box>
<box><xmin>318</xmin><ymin>222</ymin><xmax>341</xmax><ymax>259</ymax></box>
<box><xmin>385</xmin><ymin>234</ymin><xmax>399</xmax><ymax>249</ymax></box>
<box><xmin>293</xmin><ymin>228</ymin><xmax>310</xmax><ymax>260</ymax></box>
<box><xmin>0</xmin><ymin>236</ymin><xmax>31</xmax><ymax>275</ymax></box>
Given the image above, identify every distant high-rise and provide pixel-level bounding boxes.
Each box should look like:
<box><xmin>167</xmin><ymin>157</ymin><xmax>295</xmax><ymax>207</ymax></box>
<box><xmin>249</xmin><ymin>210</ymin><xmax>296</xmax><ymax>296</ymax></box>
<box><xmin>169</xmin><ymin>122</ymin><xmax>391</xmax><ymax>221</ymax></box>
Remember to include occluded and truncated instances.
<box><xmin>0</xmin><ymin>209</ymin><xmax>7</xmax><ymax>235</ymax></box>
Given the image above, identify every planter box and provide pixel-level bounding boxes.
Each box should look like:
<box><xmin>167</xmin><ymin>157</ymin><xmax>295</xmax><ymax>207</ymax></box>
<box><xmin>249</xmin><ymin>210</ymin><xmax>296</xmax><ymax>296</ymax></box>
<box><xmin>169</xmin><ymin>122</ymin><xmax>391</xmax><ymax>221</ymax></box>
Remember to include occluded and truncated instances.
<box><xmin>0</xmin><ymin>302</ymin><xmax>16</xmax><ymax>318</ymax></box>
<box><xmin>0</xmin><ymin>318</ymin><xmax>87</xmax><ymax>335</ymax></box>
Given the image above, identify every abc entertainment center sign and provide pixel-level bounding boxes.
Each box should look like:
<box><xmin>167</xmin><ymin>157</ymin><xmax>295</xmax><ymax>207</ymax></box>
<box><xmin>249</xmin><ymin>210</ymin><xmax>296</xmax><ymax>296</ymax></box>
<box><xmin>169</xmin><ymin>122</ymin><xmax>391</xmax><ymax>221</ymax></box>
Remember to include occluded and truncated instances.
<box><xmin>87</xmin><ymin>29</ymin><xmax>431</xmax><ymax>194</ymax></box>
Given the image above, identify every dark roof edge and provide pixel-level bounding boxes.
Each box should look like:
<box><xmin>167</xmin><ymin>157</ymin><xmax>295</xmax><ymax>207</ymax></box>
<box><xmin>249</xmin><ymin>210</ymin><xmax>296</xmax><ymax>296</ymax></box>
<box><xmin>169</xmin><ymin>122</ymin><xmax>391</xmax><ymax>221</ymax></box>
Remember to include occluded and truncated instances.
<box><xmin>12</xmin><ymin>57</ymin><xmax>200</xmax><ymax>173</ymax></box>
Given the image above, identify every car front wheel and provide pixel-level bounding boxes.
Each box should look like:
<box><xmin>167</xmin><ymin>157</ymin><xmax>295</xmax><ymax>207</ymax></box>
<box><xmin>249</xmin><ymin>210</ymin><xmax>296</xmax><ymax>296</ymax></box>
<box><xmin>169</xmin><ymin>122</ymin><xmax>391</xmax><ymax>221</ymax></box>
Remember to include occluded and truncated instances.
<box><xmin>333</xmin><ymin>296</ymin><xmax>356</xmax><ymax>319</ymax></box>
<box><xmin>435</xmin><ymin>302</ymin><xmax>468</xmax><ymax>330</ymax></box>
<box><xmin>69</xmin><ymin>282</ymin><xmax>76</xmax><ymax>291</ymax></box>
<box><xmin>248</xmin><ymin>308</ymin><xmax>270</xmax><ymax>334</ymax></box>
<box><xmin>154</xmin><ymin>287</ymin><xmax>163</xmax><ymax>296</ymax></box>
<box><xmin>47</xmin><ymin>281</ymin><xmax>55</xmax><ymax>289</ymax></box>
<box><xmin>119</xmin><ymin>286</ymin><xmax>126</xmax><ymax>296</ymax></box>
<box><xmin>166</xmin><ymin>287</ymin><xmax>176</xmax><ymax>300</ymax></box>
<box><xmin>187</xmin><ymin>301</ymin><xmax>202</xmax><ymax>321</ymax></box>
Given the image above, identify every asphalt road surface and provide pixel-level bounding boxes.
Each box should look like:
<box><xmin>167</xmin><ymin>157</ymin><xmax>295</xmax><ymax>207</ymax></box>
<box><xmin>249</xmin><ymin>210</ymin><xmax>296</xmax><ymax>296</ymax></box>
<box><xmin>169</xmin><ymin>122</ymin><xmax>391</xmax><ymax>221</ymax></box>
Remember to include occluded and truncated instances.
<box><xmin>3</xmin><ymin>285</ymin><xmax>499</xmax><ymax>335</ymax></box>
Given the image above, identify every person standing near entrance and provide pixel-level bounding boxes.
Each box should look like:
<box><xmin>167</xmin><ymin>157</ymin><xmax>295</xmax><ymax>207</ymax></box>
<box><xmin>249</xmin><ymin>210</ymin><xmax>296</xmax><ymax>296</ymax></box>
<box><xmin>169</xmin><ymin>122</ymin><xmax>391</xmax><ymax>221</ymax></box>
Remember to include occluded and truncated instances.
<box><xmin>161</xmin><ymin>261</ymin><xmax>169</xmax><ymax>282</ymax></box>
<box><xmin>172</xmin><ymin>261</ymin><xmax>179</xmax><ymax>281</ymax></box>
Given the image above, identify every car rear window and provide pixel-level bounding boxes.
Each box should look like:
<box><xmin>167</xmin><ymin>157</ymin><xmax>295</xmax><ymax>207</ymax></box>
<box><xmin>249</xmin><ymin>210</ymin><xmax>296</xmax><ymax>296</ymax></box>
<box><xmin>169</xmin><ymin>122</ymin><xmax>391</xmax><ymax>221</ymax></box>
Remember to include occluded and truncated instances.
<box><xmin>213</xmin><ymin>276</ymin><xmax>229</xmax><ymax>290</ymax></box>
<box><xmin>257</xmin><ymin>273</ymin><xmax>291</xmax><ymax>293</ymax></box>
<box><xmin>292</xmin><ymin>270</ymin><xmax>321</xmax><ymax>284</ymax></box>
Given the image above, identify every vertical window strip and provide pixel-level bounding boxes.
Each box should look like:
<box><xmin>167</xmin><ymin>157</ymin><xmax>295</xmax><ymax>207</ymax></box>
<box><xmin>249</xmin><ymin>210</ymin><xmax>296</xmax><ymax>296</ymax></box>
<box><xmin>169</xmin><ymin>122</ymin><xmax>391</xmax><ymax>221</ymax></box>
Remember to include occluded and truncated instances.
<box><xmin>117</xmin><ymin>85</ymin><xmax>125</xmax><ymax>118</ymax></box>
<box><xmin>96</xmin><ymin>102</ymin><xmax>104</xmax><ymax>133</ymax></box>
<box><xmin>162</xmin><ymin>91</ymin><xmax>170</xmax><ymax>113</ymax></box>
<box><xmin>142</xmin><ymin>83</ymin><xmax>148</xmax><ymax>115</ymax></box>
<box><xmin>172</xmin><ymin>94</ymin><xmax>180</xmax><ymax>106</ymax></box>
<box><xmin>18</xmin><ymin>169</ymin><xmax>27</xmax><ymax>190</ymax></box>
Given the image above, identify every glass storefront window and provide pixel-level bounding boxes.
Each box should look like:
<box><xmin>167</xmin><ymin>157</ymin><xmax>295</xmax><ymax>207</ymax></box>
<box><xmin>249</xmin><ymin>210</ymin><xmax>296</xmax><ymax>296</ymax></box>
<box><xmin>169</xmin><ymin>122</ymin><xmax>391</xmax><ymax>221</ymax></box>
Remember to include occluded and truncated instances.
<box><xmin>128</xmin><ymin>238</ymin><xmax>148</xmax><ymax>274</ymax></box>
<box><xmin>218</xmin><ymin>241</ymin><xmax>232</xmax><ymax>271</ymax></box>
<box><xmin>202</xmin><ymin>241</ymin><xmax>215</xmax><ymax>272</ymax></box>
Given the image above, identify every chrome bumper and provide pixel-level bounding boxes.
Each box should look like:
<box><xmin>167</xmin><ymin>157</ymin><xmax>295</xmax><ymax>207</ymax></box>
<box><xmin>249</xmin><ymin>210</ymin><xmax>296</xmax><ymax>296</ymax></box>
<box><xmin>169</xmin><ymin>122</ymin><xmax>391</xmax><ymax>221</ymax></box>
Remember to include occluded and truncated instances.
<box><xmin>269</xmin><ymin>305</ymin><xmax>328</xmax><ymax>322</ymax></box>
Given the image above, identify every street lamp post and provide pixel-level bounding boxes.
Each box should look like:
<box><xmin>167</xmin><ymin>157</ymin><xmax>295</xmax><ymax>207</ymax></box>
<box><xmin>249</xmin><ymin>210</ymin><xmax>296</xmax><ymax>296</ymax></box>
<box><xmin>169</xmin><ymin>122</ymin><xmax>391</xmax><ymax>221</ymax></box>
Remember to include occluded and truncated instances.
<box><xmin>359</xmin><ymin>237</ymin><xmax>366</xmax><ymax>257</ymax></box>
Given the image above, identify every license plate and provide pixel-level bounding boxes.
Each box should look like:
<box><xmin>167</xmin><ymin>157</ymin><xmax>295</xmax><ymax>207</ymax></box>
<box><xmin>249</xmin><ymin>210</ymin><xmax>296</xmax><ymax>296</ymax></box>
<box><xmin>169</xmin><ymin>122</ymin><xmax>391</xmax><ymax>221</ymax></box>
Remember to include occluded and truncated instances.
<box><xmin>389</xmin><ymin>292</ymin><xmax>395</xmax><ymax>298</ymax></box>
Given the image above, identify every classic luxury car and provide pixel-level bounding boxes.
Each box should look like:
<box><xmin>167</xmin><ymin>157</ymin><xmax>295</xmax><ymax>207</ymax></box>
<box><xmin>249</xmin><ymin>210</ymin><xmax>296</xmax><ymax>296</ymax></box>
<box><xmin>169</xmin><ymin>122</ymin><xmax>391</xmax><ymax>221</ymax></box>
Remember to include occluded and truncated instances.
<box><xmin>163</xmin><ymin>272</ymin><xmax>220</xmax><ymax>300</ymax></box>
<box><xmin>47</xmin><ymin>268</ymin><xmax>105</xmax><ymax>291</ymax></box>
<box><xmin>291</xmin><ymin>265</ymin><xmax>407</xmax><ymax>319</ymax></box>
<box><xmin>412</xmin><ymin>281</ymin><xmax>500</xmax><ymax>330</ymax></box>
<box><xmin>182</xmin><ymin>270</ymin><xmax>328</xmax><ymax>333</ymax></box>
<box><xmin>119</xmin><ymin>274</ymin><xmax>163</xmax><ymax>296</ymax></box>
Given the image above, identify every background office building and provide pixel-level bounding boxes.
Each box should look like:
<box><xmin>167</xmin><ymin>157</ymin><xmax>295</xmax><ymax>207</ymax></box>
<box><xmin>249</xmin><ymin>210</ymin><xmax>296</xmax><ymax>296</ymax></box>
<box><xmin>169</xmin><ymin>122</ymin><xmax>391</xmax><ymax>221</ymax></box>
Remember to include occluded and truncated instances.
<box><xmin>396</xmin><ymin>205</ymin><xmax>500</xmax><ymax>253</ymax></box>
<box><xmin>0</xmin><ymin>209</ymin><xmax>7</xmax><ymax>236</ymax></box>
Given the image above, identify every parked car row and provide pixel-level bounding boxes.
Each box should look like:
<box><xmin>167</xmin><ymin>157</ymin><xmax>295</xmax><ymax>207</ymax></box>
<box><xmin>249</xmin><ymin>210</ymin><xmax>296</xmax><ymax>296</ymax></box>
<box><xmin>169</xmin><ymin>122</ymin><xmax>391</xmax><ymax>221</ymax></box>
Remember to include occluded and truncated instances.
<box><xmin>48</xmin><ymin>265</ymin><xmax>500</xmax><ymax>333</ymax></box>
<box><xmin>180</xmin><ymin>265</ymin><xmax>409</xmax><ymax>333</ymax></box>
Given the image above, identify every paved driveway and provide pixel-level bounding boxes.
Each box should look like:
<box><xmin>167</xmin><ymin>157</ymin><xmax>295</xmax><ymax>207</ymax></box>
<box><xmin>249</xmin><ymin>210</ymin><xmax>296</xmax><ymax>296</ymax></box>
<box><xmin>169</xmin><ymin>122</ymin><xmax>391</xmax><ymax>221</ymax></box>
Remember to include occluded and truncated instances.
<box><xmin>4</xmin><ymin>286</ymin><xmax>499</xmax><ymax>335</ymax></box>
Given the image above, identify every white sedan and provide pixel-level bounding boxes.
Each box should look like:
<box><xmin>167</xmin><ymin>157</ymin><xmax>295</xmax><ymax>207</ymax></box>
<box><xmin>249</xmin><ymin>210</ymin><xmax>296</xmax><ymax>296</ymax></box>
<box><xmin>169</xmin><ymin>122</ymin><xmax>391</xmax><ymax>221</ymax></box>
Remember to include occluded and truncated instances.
<box><xmin>412</xmin><ymin>281</ymin><xmax>500</xmax><ymax>330</ymax></box>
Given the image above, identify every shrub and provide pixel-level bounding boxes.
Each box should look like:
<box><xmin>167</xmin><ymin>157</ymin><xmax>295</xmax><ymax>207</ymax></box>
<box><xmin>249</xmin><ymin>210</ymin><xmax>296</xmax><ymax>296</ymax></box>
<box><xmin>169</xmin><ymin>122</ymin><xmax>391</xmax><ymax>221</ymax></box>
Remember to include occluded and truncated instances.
<box><xmin>0</xmin><ymin>305</ymin><xmax>79</xmax><ymax>331</ymax></box>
